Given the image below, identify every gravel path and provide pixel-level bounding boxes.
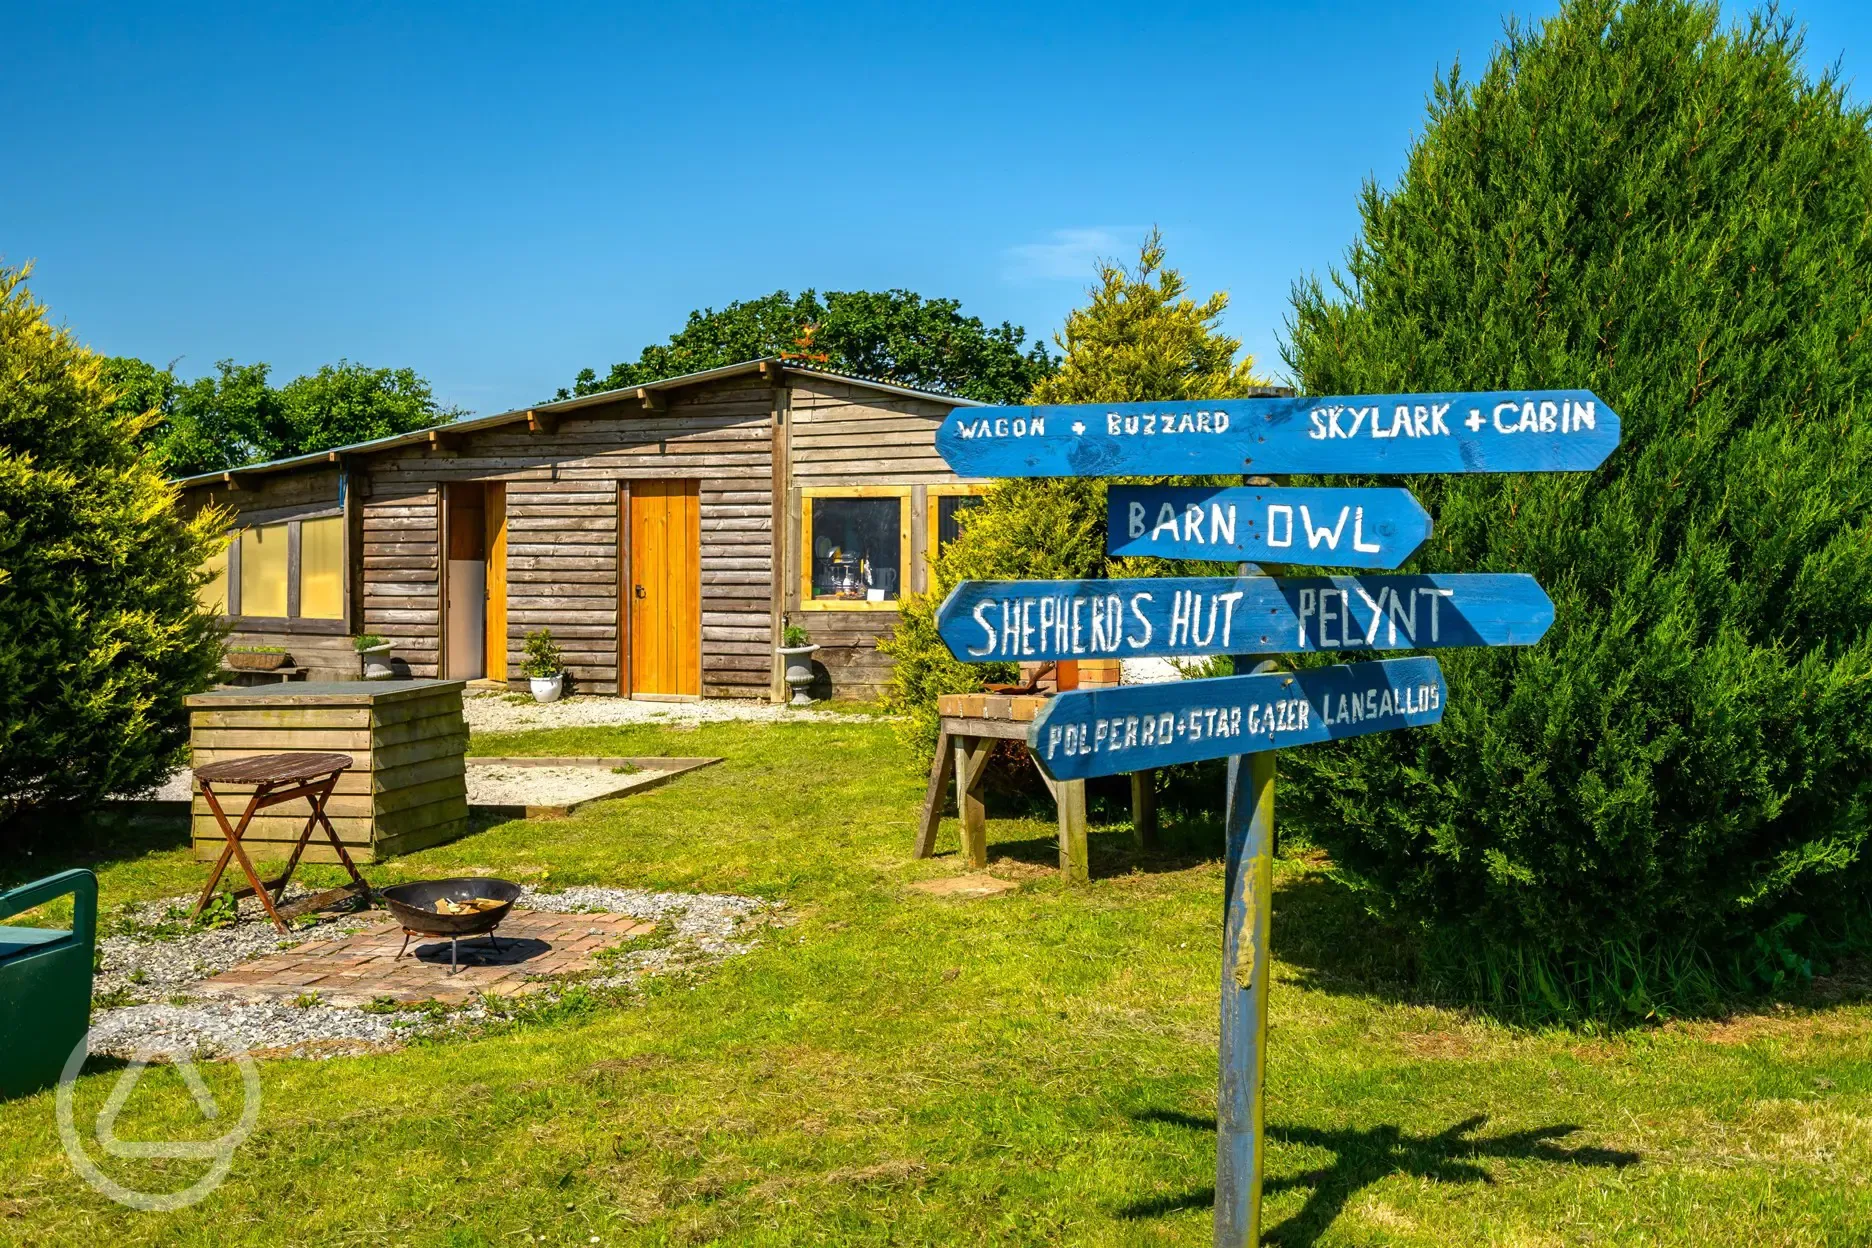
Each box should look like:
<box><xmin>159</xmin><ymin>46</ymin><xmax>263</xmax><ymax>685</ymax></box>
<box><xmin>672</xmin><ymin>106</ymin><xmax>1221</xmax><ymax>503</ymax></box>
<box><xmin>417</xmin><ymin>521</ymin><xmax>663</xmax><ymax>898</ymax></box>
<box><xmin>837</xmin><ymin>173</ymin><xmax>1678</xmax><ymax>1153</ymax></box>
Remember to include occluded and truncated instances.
<box><xmin>464</xmin><ymin>692</ymin><xmax>886</xmax><ymax>734</ymax></box>
<box><xmin>89</xmin><ymin>885</ymin><xmax>781</xmax><ymax>1060</ymax></box>
<box><xmin>467</xmin><ymin>764</ymin><xmax>644</xmax><ymax>807</ymax></box>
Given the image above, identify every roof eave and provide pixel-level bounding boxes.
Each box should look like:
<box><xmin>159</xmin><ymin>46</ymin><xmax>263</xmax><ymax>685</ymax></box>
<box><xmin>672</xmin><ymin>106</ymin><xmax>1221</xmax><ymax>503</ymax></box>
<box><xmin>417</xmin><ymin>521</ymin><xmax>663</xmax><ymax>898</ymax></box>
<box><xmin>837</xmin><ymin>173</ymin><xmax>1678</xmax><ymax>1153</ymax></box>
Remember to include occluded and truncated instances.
<box><xmin>172</xmin><ymin>357</ymin><xmax>983</xmax><ymax>487</ymax></box>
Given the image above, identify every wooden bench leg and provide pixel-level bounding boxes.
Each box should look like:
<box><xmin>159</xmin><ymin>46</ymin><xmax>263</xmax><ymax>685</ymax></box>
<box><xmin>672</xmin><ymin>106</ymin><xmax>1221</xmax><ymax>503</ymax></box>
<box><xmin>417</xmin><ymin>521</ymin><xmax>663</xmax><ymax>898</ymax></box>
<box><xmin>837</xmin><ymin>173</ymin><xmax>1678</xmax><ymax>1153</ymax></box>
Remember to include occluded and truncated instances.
<box><xmin>1057</xmin><ymin>779</ymin><xmax>1089</xmax><ymax>884</ymax></box>
<box><xmin>955</xmin><ymin>737</ymin><xmax>990</xmax><ymax>869</ymax></box>
<box><xmin>1130</xmin><ymin>769</ymin><xmax>1158</xmax><ymax>850</ymax></box>
<box><xmin>914</xmin><ymin>729</ymin><xmax>955</xmax><ymax>859</ymax></box>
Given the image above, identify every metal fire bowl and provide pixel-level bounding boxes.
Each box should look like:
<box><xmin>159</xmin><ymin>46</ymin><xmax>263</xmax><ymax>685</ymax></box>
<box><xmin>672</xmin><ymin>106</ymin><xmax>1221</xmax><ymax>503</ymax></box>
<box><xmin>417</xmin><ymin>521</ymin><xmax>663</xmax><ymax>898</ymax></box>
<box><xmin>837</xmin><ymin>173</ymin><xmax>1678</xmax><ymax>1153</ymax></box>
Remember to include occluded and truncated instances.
<box><xmin>380</xmin><ymin>877</ymin><xmax>522</xmax><ymax>937</ymax></box>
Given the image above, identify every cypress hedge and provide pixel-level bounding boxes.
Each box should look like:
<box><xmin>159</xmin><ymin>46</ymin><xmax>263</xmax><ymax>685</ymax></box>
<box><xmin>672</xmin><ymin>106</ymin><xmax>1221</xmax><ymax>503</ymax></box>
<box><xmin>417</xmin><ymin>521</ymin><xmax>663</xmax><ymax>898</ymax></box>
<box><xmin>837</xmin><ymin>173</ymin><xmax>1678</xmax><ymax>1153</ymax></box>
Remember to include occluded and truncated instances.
<box><xmin>1282</xmin><ymin>0</ymin><xmax>1872</xmax><ymax>1016</ymax></box>
<box><xmin>0</xmin><ymin>266</ymin><xmax>226</xmax><ymax>829</ymax></box>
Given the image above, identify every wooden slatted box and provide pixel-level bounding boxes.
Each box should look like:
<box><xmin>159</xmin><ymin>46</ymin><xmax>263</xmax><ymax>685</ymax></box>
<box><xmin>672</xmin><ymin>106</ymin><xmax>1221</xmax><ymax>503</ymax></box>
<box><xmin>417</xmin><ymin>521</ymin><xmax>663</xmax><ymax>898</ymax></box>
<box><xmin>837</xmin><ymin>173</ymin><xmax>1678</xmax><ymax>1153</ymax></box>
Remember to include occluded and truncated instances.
<box><xmin>185</xmin><ymin>680</ymin><xmax>470</xmax><ymax>863</ymax></box>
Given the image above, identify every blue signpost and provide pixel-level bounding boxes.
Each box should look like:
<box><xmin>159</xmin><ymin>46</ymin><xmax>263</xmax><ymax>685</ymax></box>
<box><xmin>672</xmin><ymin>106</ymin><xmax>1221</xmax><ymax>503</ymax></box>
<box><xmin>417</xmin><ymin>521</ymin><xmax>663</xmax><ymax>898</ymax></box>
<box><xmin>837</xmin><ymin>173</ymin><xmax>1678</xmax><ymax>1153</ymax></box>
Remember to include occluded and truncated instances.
<box><xmin>1107</xmin><ymin>484</ymin><xmax>1432</xmax><ymax>568</ymax></box>
<box><xmin>929</xmin><ymin>386</ymin><xmax>1614</xmax><ymax>1247</ymax></box>
<box><xmin>935</xmin><ymin>389</ymin><xmax>1620</xmax><ymax>478</ymax></box>
<box><xmin>936</xmin><ymin>573</ymin><xmax>1553</xmax><ymax>662</ymax></box>
<box><xmin>1027</xmin><ymin>656</ymin><xmax>1445</xmax><ymax>781</ymax></box>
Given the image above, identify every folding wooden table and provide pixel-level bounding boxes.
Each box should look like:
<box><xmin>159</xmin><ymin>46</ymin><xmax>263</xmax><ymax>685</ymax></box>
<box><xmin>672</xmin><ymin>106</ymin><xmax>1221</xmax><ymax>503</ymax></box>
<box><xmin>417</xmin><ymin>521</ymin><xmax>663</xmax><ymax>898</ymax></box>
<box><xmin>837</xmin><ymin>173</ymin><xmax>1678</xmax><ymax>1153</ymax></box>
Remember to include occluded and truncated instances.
<box><xmin>913</xmin><ymin>693</ymin><xmax>1158</xmax><ymax>885</ymax></box>
<box><xmin>191</xmin><ymin>751</ymin><xmax>369</xmax><ymax>933</ymax></box>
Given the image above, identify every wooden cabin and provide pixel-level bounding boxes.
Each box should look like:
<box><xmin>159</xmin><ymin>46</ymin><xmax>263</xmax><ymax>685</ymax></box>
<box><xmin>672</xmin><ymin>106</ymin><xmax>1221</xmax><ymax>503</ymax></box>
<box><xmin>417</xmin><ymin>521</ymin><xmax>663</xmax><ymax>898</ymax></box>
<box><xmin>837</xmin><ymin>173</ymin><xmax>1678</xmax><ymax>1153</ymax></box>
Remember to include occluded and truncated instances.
<box><xmin>174</xmin><ymin>360</ymin><xmax>986</xmax><ymax>701</ymax></box>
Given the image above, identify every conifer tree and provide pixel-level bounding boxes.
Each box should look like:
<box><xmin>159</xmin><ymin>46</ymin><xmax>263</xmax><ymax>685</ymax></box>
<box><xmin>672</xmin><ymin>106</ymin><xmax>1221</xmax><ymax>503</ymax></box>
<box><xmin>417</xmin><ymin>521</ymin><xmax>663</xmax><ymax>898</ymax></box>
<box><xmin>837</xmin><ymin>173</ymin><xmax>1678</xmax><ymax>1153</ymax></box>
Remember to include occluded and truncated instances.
<box><xmin>1283</xmin><ymin>0</ymin><xmax>1872</xmax><ymax>1014</ymax></box>
<box><xmin>0</xmin><ymin>267</ymin><xmax>226</xmax><ymax>826</ymax></box>
<box><xmin>882</xmin><ymin>233</ymin><xmax>1268</xmax><ymax>755</ymax></box>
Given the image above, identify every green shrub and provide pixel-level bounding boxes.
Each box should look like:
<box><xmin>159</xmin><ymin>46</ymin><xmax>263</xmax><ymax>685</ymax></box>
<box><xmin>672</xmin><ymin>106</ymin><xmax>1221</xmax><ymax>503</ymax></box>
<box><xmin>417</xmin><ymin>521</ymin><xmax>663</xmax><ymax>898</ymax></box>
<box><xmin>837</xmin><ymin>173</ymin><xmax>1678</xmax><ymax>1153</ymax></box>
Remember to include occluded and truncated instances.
<box><xmin>0</xmin><ymin>266</ymin><xmax>226</xmax><ymax>825</ymax></box>
<box><xmin>521</xmin><ymin>629</ymin><xmax>564</xmax><ymax>679</ymax></box>
<box><xmin>881</xmin><ymin>233</ymin><xmax>1269</xmax><ymax>758</ymax></box>
<box><xmin>1282</xmin><ymin>0</ymin><xmax>1872</xmax><ymax>1018</ymax></box>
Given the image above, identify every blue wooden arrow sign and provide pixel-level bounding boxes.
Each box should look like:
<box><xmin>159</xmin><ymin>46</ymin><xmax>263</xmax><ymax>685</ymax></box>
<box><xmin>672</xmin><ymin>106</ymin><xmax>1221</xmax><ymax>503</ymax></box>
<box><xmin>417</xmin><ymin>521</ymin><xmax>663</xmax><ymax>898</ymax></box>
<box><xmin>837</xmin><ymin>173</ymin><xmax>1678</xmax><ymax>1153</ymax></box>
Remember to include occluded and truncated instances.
<box><xmin>1030</xmin><ymin>656</ymin><xmax>1446</xmax><ymax>781</ymax></box>
<box><xmin>936</xmin><ymin>389</ymin><xmax>1620</xmax><ymax>478</ymax></box>
<box><xmin>937</xmin><ymin>573</ymin><xmax>1552</xmax><ymax>662</ymax></box>
<box><xmin>1108</xmin><ymin>484</ymin><xmax>1432</xmax><ymax>568</ymax></box>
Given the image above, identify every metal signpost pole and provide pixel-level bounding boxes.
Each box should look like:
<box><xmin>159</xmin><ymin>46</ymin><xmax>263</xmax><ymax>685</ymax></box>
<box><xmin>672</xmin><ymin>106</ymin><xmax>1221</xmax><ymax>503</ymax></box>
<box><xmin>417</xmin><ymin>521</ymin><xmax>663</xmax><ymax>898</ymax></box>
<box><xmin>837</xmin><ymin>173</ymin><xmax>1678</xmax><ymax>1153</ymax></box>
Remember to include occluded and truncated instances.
<box><xmin>1217</xmin><ymin>717</ymin><xmax>1275</xmax><ymax>1245</ymax></box>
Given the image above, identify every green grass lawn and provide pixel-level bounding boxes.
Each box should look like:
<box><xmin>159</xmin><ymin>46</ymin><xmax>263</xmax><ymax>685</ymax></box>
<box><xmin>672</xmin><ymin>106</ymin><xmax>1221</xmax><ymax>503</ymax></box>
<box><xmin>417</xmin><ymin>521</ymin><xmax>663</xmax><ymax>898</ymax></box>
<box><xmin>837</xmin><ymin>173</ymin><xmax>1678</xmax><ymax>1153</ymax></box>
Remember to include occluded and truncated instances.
<box><xmin>4</xmin><ymin>717</ymin><xmax>1872</xmax><ymax>1245</ymax></box>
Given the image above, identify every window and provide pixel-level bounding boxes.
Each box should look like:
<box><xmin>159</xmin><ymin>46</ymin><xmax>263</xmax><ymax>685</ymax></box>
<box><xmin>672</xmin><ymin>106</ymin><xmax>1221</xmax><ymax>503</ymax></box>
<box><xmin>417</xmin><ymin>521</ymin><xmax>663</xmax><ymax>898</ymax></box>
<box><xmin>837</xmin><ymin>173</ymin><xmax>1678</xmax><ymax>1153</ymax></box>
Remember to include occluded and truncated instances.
<box><xmin>299</xmin><ymin>516</ymin><xmax>345</xmax><ymax>619</ymax></box>
<box><xmin>198</xmin><ymin>539</ymin><xmax>230</xmax><ymax>615</ymax></box>
<box><xmin>801</xmin><ymin>487</ymin><xmax>911</xmax><ymax>610</ymax></box>
<box><xmin>201</xmin><ymin>514</ymin><xmax>349</xmax><ymax>623</ymax></box>
<box><xmin>240</xmin><ymin>523</ymin><xmax>290</xmax><ymax>618</ymax></box>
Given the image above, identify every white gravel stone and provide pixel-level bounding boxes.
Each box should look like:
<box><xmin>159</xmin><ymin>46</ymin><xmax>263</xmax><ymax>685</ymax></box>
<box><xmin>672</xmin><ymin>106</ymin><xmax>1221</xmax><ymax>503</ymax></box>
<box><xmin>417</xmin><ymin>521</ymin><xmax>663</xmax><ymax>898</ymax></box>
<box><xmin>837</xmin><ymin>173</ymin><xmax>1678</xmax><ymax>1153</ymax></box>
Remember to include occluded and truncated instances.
<box><xmin>463</xmin><ymin>692</ymin><xmax>886</xmax><ymax>735</ymax></box>
<box><xmin>96</xmin><ymin>886</ymin><xmax>374</xmax><ymax>1004</ymax></box>
<box><xmin>87</xmin><ymin>1000</ymin><xmax>429</xmax><ymax>1060</ymax></box>
<box><xmin>467</xmin><ymin>764</ymin><xmax>643</xmax><ymax>807</ymax></box>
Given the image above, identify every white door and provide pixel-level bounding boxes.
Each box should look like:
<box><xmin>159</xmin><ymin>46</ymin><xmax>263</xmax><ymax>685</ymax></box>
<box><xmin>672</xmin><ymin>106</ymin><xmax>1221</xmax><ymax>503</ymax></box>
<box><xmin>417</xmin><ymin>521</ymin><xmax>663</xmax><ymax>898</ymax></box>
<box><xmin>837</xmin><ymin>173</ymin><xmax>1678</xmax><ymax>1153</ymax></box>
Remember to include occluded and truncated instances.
<box><xmin>447</xmin><ymin>560</ymin><xmax>485</xmax><ymax>679</ymax></box>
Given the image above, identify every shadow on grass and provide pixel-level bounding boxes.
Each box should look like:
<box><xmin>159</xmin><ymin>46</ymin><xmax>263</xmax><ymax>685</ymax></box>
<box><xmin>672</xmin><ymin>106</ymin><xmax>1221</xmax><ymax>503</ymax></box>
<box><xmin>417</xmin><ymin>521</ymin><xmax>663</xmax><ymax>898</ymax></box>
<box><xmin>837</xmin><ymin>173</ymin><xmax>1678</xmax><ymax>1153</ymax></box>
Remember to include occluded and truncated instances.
<box><xmin>1119</xmin><ymin>1110</ymin><xmax>1639</xmax><ymax>1245</ymax></box>
<box><xmin>1271</xmin><ymin>872</ymin><xmax>1421</xmax><ymax>1004</ymax></box>
<box><xmin>2</xmin><ymin>807</ymin><xmax>191</xmax><ymax>892</ymax></box>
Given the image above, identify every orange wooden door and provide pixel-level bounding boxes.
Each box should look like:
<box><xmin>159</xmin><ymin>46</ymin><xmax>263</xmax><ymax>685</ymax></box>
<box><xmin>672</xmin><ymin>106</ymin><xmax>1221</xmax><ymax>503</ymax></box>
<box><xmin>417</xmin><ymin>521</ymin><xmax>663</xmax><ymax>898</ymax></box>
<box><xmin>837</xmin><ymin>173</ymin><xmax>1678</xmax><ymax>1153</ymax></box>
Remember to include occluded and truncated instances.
<box><xmin>629</xmin><ymin>480</ymin><xmax>701</xmax><ymax>696</ymax></box>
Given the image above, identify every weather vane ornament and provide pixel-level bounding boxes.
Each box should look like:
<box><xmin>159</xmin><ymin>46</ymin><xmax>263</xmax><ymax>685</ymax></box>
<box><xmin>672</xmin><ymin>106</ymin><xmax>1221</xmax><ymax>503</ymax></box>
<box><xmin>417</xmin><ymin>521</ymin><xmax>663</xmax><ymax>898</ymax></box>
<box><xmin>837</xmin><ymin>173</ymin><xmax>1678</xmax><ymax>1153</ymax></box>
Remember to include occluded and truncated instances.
<box><xmin>934</xmin><ymin>388</ymin><xmax>1619</xmax><ymax>1247</ymax></box>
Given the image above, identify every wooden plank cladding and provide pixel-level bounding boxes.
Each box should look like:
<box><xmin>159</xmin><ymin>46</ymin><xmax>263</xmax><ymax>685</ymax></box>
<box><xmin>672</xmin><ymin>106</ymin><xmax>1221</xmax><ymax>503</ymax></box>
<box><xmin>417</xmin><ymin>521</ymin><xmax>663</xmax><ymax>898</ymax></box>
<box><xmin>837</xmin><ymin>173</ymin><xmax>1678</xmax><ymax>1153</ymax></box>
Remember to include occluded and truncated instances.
<box><xmin>508</xmin><ymin>481</ymin><xmax>620</xmax><ymax>693</ymax></box>
<box><xmin>174</xmin><ymin>361</ymin><xmax>987</xmax><ymax>702</ymax></box>
<box><xmin>789</xmin><ymin>377</ymin><xmax>968</xmax><ymax>489</ymax></box>
<box><xmin>184</xmin><ymin>681</ymin><xmax>469</xmax><ymax>863</ymax></box>
<box><xmin>362</xmin><ymin>486</ymin><xmax>441</xmax><ymax>678</ymax></box>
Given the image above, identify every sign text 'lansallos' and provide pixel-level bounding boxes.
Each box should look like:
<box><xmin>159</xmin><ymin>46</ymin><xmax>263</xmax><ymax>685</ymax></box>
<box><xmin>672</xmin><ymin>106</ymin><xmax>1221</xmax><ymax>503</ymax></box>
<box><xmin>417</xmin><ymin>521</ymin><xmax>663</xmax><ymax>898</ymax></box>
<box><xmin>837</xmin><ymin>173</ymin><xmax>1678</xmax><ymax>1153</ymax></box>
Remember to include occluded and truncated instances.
<box><xmin>1106</xmin><ymin>484</ymin><xmax>1432</xmax><ymax>568</ymax></box>
<box><xmin>936</xmin><ymin>574</ymin><xmax>1553</xmax><ymax>662</ymax></box>
<box><xmin>1028</xmin><ymin>656</ymin><xmax>1447</xmax><ymax>781</ymax></box>
<box><xmin>935</xmin><ymin>389</ymin><xmax>1620</xmax><ymax>478</ymax></box>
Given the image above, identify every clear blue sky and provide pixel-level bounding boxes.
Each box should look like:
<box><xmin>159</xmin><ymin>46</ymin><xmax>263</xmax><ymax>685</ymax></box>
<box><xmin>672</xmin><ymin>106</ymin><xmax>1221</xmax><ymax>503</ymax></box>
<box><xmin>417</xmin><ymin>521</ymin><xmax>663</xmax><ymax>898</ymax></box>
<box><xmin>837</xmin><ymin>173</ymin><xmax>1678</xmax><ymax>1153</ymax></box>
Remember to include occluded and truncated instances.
<box><xmin>9</xmin><ymin>1</ymin><xmax>1872</xmax><ymax>416</ymax></box>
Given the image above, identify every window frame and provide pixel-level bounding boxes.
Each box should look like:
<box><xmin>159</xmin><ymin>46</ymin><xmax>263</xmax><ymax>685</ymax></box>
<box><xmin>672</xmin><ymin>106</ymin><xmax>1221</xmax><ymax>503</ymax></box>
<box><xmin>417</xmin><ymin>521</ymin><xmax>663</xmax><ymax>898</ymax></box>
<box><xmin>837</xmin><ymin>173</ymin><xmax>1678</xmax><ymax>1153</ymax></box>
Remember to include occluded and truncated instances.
<box><xmin>214</xmin><ymin>509</ymin><xmax>351</xmax><ymax>634</ymax></box>
<box><xmin>799</xmin><ymin>485</ymin><xmax>913</xmax><ymax>613</ymax></box>
<box><xmin>925</xmin><ymin>483</ymin><xmax>989</xmax><ymax>571</ymax></box>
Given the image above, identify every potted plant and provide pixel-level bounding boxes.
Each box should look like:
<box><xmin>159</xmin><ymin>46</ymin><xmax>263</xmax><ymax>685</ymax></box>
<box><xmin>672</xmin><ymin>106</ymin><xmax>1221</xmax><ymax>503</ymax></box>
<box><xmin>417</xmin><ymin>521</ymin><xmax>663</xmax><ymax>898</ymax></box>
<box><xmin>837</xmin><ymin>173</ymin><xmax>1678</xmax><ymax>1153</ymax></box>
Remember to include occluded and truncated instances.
<box><xmin>521</xmin><ymin>628</ymin><xmax>565</xmax><ymax>703</ymax></box>
<box><xmin>226</xmin><ymin>645</ymin><xmax>289</xmax><ymax>672</ymax></box>
<box><xmin>354</xmin><ymin>634</ymin><xmax>394</xmax><ymax>680</ymax></box>
<box><xmin>776</xmin><ymin>621</ymin><xmax>819</xmax><ymax>706</ymax></box>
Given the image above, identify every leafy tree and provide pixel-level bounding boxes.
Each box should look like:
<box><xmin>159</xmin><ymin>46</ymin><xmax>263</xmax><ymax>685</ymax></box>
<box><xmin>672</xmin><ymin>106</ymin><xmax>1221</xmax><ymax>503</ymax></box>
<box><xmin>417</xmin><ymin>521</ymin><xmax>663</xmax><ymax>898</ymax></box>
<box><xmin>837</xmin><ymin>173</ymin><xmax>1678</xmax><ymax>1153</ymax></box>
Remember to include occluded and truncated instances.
<box><xmin>1282</xmin><ymin>0</ymin><xmax>1872</xmax><ymax>1017</ymax></box>
<box><xmin>276</xmin><ymin>362</ymin><xmax>464</xmax><ymax>460</ymax></box>
<box><xmin>0</xmin><ymin>266</ymin><xmax>227</xmax><ymax>826</ymax></box>
<box><xmin>126</xmin><ymin>358</ymin><xmax>464</xmax><ymax>477</ymax></box>
<box><xmin>560</xmin><ymin>289</ymin><xmax>1055</xmax><ymax>403</ymax></box>
<box><xmin>881</xmin><ymin>232</ymin><xmax>1270</xmax><ymax>756</ymax></box>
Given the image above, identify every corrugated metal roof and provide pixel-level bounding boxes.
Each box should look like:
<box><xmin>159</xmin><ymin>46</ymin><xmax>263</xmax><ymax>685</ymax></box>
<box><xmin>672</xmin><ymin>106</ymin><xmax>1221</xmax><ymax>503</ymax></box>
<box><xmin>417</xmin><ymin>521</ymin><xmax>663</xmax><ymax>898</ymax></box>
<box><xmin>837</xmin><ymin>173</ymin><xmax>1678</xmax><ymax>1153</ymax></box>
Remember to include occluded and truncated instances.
<box><xmin>171</xmin><ymin>357</ymin><xmax>986</xmax><ymax>486</ymax></box>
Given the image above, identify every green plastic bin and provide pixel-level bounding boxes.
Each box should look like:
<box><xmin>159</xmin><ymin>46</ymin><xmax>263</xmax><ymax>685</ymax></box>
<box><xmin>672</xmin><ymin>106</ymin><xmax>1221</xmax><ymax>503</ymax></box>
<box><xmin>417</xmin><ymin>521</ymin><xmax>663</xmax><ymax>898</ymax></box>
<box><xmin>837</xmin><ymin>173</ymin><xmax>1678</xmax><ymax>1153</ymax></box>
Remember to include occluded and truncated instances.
<box><xmin>0</xmin><ymin>868</ymin><xmax>97</xmax><ymax>1099</ymax></box>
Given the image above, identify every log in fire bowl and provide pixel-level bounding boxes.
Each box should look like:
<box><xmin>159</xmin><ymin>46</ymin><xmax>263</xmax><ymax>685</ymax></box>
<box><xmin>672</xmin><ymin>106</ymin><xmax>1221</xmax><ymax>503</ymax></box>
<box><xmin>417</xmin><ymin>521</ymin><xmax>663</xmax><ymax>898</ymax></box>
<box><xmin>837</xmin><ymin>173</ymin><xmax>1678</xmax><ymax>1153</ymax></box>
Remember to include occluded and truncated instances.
<box><xmin>380</xmin><ymin>877</ymin><xmax>524</xmax><ymax>974</ymax></box>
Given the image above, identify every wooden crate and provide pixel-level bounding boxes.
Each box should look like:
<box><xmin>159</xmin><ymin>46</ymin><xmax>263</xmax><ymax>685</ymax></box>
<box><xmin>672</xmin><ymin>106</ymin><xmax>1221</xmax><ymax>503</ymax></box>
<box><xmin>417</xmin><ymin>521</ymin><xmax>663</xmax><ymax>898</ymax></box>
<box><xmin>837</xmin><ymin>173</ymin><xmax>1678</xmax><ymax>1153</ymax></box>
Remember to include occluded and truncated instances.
<box><xmin>184</xmin><ymin>680</ymin><xmax>469</xmax><ymax>863</ymax></box>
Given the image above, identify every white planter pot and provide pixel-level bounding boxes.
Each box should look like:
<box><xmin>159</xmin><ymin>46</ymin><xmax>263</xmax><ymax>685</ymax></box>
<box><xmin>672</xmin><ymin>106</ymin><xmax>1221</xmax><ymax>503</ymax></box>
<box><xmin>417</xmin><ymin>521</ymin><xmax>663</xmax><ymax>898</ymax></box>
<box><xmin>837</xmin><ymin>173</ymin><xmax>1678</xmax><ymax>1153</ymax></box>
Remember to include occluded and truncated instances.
<box><xmin>530</xmin><ymin>674</ymin><xmax>564</xmax><ymax>703</ymax></box>
<box><xmin>776</xmin><ymin>644</ymin><xmax>820</xmax><ymax>706</ymax></box>
<box><xmin>359</xmin><ymin>645</ymin><xmax>394</xmax><ymax>680</ymax></box>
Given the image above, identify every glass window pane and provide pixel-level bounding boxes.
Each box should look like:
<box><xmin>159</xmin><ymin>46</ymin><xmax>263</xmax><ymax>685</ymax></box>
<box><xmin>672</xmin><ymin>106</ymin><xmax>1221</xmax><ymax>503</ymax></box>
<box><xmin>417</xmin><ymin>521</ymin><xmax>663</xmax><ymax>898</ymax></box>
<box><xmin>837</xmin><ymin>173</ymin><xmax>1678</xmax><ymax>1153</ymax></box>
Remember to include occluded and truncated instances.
<box><xmin>299</xmin><ymin>516</ymin><xmax>345</xmax><ymax>619</ymax></box>
<box><xmin>809</xmin><ymin>497</ymin><xmax>901</xmax><ymax>601</ymax></box>
<box><xmin>937</xmin><ymin>494</ymin><xmax>983</xmax><ymax>553</ymax></box>
<box><xmin>198</xmin><ymin>537</ymin><xmax>230</xmax><ymax>615</ymax></box>
<box><xmin>239</xmin><ymin>524</ymin><xmax>289</xmax><ymax>618</ymax></box>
